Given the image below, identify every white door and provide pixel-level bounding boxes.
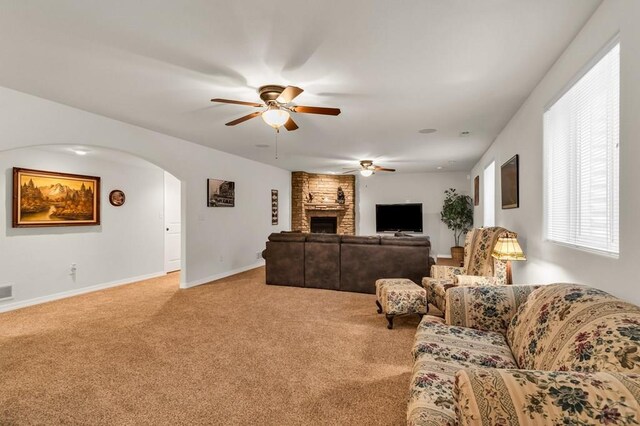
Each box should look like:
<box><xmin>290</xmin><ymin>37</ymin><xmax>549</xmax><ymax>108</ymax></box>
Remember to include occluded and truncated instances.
<box><xmin>164</xmin><ymin>171</ymin><xmax>181</xmax><ymax>273</ymax></box>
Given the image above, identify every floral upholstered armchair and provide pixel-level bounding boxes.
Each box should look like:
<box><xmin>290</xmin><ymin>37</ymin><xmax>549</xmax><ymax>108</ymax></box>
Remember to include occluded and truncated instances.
<box><xmin>423</xmin><ymin>227</ymin><xmax>509</xmax><ymax>314</ymax></box>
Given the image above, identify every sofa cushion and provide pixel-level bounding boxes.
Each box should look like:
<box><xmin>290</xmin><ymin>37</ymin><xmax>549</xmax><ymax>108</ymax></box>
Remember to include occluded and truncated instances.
<box><xmin>507</xmin><ymin>284</ymin><xmax>640</xmax><ymax>373</ymax></box>
<box><xmin>340</xmin><ymin>235</ymin><xmax>380</xmax><ymax>245</ymax></box>
<box><xmin>381</xmin><ymin>236</ymin><xmax>430</xmax><ymax>246</ymax></box>
<box><xmin>341</xmin><ymin>243</ymin><xmax>429</xmax><ymax>294</ymax></box>
<box><xmin>445</xmin><ymin>285</ymin><xmax>541</xmax><ymax>335</ymax></box>
<box><xmin>304</xmin><ymin>239</ymin><xmax>340</xmax><ymax>290</ymax></box>
<box><xmin>267</xmin><ymin>232</ymin><xmax>308</xmax><ymax>242</ymax></box>
<box><xmin>454</xmin><ymin>369</ymin><xmax>640</xmax><ymax>426</ymax></box>
<box><xmin>408</xmin><ymin>316</ymin><xmax>518</xmax><ymax>425</ymax></box>
<box><xmin>264</xmin><ymin>240</ymin><xmax>304</xmax><ymax>286</ymax></box>
<box><xmin>306</xmin><ymin>233</ymin><xmax>341</xmax><ymax>243</ymax></box>
<box><xmin>412</xmin><ymin>316</ymin><xmax>517</xmax><ymax>368</ymax></box>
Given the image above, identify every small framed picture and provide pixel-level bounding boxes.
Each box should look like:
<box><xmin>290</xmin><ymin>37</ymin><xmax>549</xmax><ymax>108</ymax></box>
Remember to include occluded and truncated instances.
<box><xmin>207</xmin><ymin>179</ymin><xmax>235</xmax><ymax>207</ymax></box>
<box><xmin>501</xmin><ymin>154</ymin><xmax>519</xmax><ymax>209</ymax></box>
<box><xmin>271</xmin><ymin>189</ymin><xmax>278</xmax><ymax>225</ymax></box>
<box><xmin>473</xmin><ymin>176</ymin><xmax>480</xmax><ymax>206</ymax></box>
<box><xmin>109</xmin><ymin>190</ymin><xmax>126</xmax><ymax>207</ymax></box>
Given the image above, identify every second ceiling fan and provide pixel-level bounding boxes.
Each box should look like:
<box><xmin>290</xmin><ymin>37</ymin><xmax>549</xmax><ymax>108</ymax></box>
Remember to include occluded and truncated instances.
<box><xmin>211</xmin><ymin>85</ymin><xmax>341</xmax><ymax>131</ymax></box>
<box><xmin>344</xmin><ymin>160</ymin><xmax>396</xmax><ymax>177</ymax></box>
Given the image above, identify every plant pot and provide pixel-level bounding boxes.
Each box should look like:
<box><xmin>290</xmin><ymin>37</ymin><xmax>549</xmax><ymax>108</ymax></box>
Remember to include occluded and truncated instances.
<box><xmin>450</xmin><ymin>246</ymin><xmax>464</xmax><ymax>264</ymax></box>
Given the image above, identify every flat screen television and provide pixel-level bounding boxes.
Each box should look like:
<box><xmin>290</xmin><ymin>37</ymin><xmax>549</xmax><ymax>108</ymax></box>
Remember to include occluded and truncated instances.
<box><xmin>375</xmin><ymin>203</ymin><xmax>423</xmax><ymax>233</ymax></box>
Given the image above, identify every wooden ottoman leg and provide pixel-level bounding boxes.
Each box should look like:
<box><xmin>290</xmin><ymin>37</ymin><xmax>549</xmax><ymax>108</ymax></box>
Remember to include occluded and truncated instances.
<box><xmin>385</xmin><ymin>314</ymin><xmax>395</xmax><ymax>329</ymax></box>
<box><xmin>375</xmin><ymin>300</ymin><xmax>383</xmax><ymax>314</ymax></box>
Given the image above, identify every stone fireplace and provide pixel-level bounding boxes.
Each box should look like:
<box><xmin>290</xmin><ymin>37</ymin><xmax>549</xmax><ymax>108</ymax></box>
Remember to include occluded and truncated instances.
<box><xmin>291</xmin><ymin>172</ymin><xmax>355</xmax><ymax>235</ymax></box>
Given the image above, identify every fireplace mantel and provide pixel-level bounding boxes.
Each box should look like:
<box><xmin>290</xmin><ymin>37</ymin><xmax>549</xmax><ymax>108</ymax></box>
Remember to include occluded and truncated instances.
<box><xmin>304</xmin><ymin>203</ymin><xmax>345</xmax><ymax>211</ymax></box>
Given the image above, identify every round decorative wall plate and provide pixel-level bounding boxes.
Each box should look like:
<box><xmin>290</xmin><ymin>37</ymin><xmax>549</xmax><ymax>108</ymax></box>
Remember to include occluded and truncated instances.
<box><xmin>109</xmin><ymin>189</ymin><xmax>126</xmax><ymax>207</ymax></box>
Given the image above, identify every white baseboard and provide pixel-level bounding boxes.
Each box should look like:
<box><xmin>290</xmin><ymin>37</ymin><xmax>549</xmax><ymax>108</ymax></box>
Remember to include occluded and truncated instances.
<box><xmin>0</xmin><ymin>271</ymin><xmax>166</xmax><ymax>314</ymax></box>
<box><xmin>181</xmin><ymin>260</ymin><xmax>265</xmax><ymax>289</ymax></box>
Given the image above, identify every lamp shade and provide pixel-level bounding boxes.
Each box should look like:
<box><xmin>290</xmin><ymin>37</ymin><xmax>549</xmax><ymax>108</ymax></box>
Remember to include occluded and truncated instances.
<box><xmin>360</xmin><ymin>169</ymin><xmax>373</xmax><ymax>177</ymax></box>
<box><xmin>261</xmin><ymin>108</ymin><xmax>290</xmax><ymax>128</ymax></box>
<box><xmin>492</xmin><ymin>236</ymin><xmax>526</xmax><ymax>261</ymax></box>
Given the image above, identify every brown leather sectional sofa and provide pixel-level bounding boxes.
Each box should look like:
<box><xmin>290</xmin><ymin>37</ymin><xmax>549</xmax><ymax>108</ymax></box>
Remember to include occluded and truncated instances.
<box><xmin>262</xmin><ymin>232</ymin><xmax>434</xmax><ymax>294</ymax></box>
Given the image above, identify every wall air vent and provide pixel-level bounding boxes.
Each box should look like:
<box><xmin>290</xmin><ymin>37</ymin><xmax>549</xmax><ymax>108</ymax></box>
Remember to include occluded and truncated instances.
<box><xmin>0</xmin><ymin>284</ymin><xmax>13</xmax><ymax>301</ymax></box>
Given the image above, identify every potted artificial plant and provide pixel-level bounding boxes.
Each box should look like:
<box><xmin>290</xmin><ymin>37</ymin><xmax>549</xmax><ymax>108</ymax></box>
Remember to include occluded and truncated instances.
<box><xmin>440</xmin><ymin>188</ymin><xmax>473</xmax><ymax>262</ymax></box>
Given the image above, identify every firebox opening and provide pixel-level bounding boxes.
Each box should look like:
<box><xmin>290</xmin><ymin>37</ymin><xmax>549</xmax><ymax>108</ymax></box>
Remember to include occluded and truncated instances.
<box><xmin>310</xmin><ymin>216</ymin><xmax>337</xmax><ymax>234</ymax></box>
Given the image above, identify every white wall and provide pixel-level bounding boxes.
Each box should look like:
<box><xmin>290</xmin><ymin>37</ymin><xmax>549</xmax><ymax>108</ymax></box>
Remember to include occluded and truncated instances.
<box><xmin>470</xmin><ymin>0</ymin><xmax>640</xmax><ymax>305</ymax></box>
<box><xmin>357</xmin><ymin>171</ymin><xmax>470</xmax><ymax>257</ymax></box>
<box><xmin>0</xmin><ymin>147</ymin><xmax>165</xmax><ymax>309</ymax></box>
<box><xmin>0</xmin><ymin>86</ymin><xmax>291</xmax><ymax>300</ymax></box>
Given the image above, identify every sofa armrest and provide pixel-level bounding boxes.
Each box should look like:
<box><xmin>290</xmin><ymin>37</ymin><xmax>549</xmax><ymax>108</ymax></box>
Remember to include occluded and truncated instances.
<box><xmin>454</xmin><ymin>368</ymin><xmax>640</xmax><ymax>426</ymax></box>
<box><xmin>445</xmin><ymin>285</ymin><xmax>540</xmax><ymax>334</ymax></box>
<box><xmin>454</xmin><ymin>275</ymin><xmax>499</xmax><ymax>286</ymax></box>
<box><xmin>430</xmin><ymin>264</ymin><xmax>465</xmax><ymax>280</ymax></box>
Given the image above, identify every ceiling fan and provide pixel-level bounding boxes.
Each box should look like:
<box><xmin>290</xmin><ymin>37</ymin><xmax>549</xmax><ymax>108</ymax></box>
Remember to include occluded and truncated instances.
<box><xmin>211</xmin><ymin>85</ymin><xmax>341</xmax><ymax>131</ymax></box>
<box><xmin>343</xmin><ymin>160</ymin><xmax>396</xmax><ymax>177</ymax></box>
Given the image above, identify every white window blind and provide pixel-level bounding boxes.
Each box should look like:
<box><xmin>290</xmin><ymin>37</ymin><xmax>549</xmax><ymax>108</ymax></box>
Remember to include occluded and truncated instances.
<box><xmin>544</xmin><ymin>41</ymin><xmax>619</xmax><ymax>257</ymax></box>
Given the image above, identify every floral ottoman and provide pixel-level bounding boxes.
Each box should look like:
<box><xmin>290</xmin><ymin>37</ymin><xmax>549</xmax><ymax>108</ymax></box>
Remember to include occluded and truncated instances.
<box><xmin>375</xmin><ymin>278</ymin><xmax>426</xmax><ymax>329</ymax></box>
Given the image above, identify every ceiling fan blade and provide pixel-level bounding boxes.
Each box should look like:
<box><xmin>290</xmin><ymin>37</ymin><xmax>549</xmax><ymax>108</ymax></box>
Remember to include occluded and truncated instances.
<box><xmin>284</xmin><ymin>117</ymin><xmax>299</xmax><ymax>131</ymax></box>
<box><xmin>225</xmin><ymin>111</ymin><xmax>262</xmax><ymax>126</ymax></box>
<box><xmin>211</xmin><ymin>98</ymin><xmax>264</xmax><ymax>108</ymax></box>
<box><xmin>292</xmin><ymin>105</ymin><xmax>341</xmax><ymax>116</ymax></box>
<box><xmin>342</xmin><ymin>169</ymin><xmax>359</xmax><ymax>174</ymax></box>
<box><xmin>374</xmin><ymin>166</ymin><xmax>396</xmax><ymax>172</ymax></box>
<box><xmin>277</xmin><ymin>86</ymin><xmax>304</xmax><ymax>104</ymax></box>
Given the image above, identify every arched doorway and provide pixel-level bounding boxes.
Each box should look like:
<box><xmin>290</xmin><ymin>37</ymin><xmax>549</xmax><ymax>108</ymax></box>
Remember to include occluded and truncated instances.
<box><xmin>0</xmin><ymin>144</ymin><xmax>185</xmax><ymax>312</ymax></box>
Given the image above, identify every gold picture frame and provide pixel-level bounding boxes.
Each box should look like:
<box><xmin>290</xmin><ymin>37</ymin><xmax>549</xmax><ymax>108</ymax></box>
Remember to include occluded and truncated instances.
<box><xmin>13</xmin><ymin>167</ymin><xmax>101</xmax><ymax>227</ymax></box>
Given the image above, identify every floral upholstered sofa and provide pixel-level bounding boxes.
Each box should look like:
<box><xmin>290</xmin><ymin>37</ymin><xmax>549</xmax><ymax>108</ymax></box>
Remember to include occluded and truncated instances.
<box><xmin>407</xmin><ymin>283</ymin><xmax>640</xmax><ymax>425</ymax></box>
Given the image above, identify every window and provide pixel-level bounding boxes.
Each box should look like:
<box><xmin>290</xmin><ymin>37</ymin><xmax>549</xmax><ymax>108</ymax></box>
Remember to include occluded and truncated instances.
<box><xmin>544</xmin><ymin>41</ymin><xmax>619</xmax><ymax>256</ymax></box>
<box><xmin>483</xmin><ymin>161</ymin><xmax>495</xmax><ymax>227</ymax></box>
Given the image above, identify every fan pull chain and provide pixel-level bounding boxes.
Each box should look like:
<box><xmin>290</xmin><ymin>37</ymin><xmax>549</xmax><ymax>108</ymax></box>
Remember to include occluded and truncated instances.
<box><xmin>275</xmin><ymin>128</ymin><xmax>279</xmax><ymax>160</ymax></box>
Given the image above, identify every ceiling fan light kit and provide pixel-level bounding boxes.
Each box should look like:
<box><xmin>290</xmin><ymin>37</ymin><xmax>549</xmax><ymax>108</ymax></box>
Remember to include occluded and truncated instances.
<box><xmin>211</xmin><ymin>85</ymin><xmax>341</xmax><ymax>132</ymax></box>
<box><xmin>261</xmin><ymin>107</ymin><xmax>290</xmax><ymax>129</ymax></box>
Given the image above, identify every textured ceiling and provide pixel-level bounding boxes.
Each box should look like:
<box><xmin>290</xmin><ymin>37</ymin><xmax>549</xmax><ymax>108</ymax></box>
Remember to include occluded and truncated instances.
<box><xmin>0</xmin><ymin>0</ymin><xmax>601</xmax><ymax>173</ymax></box>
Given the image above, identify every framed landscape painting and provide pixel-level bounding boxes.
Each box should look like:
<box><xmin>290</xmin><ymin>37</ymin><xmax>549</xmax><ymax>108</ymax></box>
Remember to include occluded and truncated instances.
<box><xmin>501</xmin><ymin>154</ymin><xmax>519</xmax><ymax>209</ymax></box>
<box><xmin>207</xmin><ymin>179</ymin><xmax>235</xmax><ymax>207</ymax></box>
<box><xmin>13</xmin><ymin>168</ymin><xmax>100</xmax><ymax>227</ymax></box>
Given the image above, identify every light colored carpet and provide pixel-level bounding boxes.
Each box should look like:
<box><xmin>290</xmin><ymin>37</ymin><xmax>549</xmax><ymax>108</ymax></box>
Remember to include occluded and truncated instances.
<box><xmin>0</xmin><ymin>267</ymin><xmax>421</xmax><ymax>425</ymax></box>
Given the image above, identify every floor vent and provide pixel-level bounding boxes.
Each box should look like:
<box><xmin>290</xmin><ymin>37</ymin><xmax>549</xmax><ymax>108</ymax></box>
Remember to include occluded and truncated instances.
<box><xmin>0</xmin><ymin>284</ymin><xmax>13</xmax><ymax>301</ymax></box>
